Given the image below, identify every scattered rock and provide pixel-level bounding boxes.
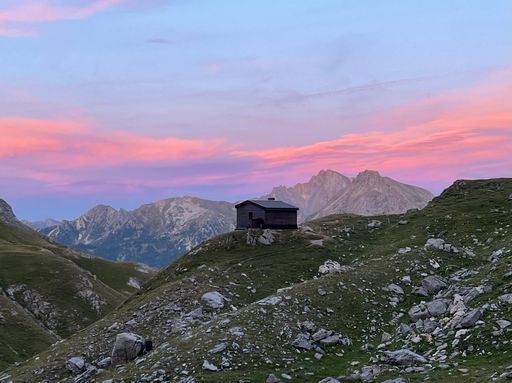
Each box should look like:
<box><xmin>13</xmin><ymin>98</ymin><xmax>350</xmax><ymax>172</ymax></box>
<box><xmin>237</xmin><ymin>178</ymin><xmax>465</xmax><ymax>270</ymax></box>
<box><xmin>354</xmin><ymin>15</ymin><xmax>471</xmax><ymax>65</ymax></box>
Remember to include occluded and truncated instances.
<box><xmin>381</xmin><ymin>349</ymin><xmax>427</xmax><ymax>366</ymax></box>
<box><xmin>422</xmin><ymin>275</ymin><xmax>448</xmax><ymax>294</ymax></box>
<box><xmin>317</xmin><ymin>378</ymin><xmax>340</xmax><ymax>383</ymax></box>
<box><xmin>368</xmin><ymin>220</ymin><xmax>382</xmax><ymax>229</ymax></box>
<box><xmin>201</xmin><ymin>291</ymin><xmax>226</xmax><ymax>309</ymax></box>
<box><xmin>65</xmin><ymin>357</ymin><xmax>86</xmax><ymax>375</ymax></box>
<box><xmin>208</xmin><ymin>343</ymin><xmax>227</xmax><ymax>354</ymax></box>
<box><xmin>496</xmin><ymin>319</ymin><xmax>511</xmax><ymax>329</ymax></box>
<box><xmin>256</xmin><ymin>295</ymin><xmax>283</xmax><ymax>306</ymax></box>
<box><xmin>460</xmin><ymin>309</ymin><xmax>482</xmax><ymax>328</ymax></box>
<box><xmin>383</xmin><ymin>284</ymin><xmax>404</xmax><ymax>295</ymax></box>
<box><xmin>96</xmin><ymin>357</ymin><xmax>111</xmax><ymax>368</ymax></box>
<box><xmin>319</xmin><ymin>334</ymin><xmax>340</xmax><ymax>346</ymax></box>
<box><xmin>202</xmin><ymin>360</ymin><xmax>218</xmax><ymax>371</ymax></box>
<box><xmin>426</xmin><ymin>299</ymin><xmax>448</xmax><ymax>317</ymax></box>
<box><xmin>266</xmin><ymin>374</ymin><xmax>281</xmax><ymax>383</ymax></box>
<box><xmin>398</xmin><ymin>220</ymin><xmax>409</xmax><ymax>225</ymax></box>
<box><xmin>382</xmin><ymin>379</ymin><xmax>407</xmax><ymax>383</ymax></box>
<box><xmin>258</xmin><ymin>229</ymin><xmax>275</xmax><ymax>245</ymax></box>
<box><xmin>318</xmin><ymin>260</ymin><xmax>341</xmax><ymax>275</ymax></box>
<box><xmin>409</xmin><ymin>305</ymin><xmax>429</xmax><ymax>322</ymax></box>
<box><xmin>292</xmin><ymin>333</ymin><xmax>314</xmax><ymax>350</ymax></box>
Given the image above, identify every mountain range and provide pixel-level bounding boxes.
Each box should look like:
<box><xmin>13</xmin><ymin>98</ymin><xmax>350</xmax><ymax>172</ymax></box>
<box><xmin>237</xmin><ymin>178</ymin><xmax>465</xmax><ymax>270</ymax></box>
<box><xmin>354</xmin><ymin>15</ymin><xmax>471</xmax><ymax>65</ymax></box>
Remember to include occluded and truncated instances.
<box><xmin>33</xmin><ymin>170</ymin><xmax>433</xmax><ymax>267</ymax></box>
<box><xmin>0</xmin><ymin>199</ymin><xmax>155</xmax><ymax>370</ymax></box>
<box><xmin>4</xmin><ymin>177</ymin><xmax>511</xmax><ymax>382</ymax></box>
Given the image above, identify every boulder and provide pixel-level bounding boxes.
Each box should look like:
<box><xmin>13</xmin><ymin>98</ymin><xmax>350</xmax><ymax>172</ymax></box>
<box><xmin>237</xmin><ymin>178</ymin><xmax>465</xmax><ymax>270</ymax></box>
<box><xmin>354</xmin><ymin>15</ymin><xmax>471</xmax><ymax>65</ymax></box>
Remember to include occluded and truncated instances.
<box><xmin>426</xmin><ymin>299</ymin><xmax>448</xmax><ymax>317</ymax></box>
<box><xmin>319</xmin><ymin>334</ymin><xmax>340</xmax><ymax>346</ymax></box>
<box><xmin>65</xmin><ymin>356</ymin><xmax>86</xmax><ymax>374</ymax></box>
<box><xmin>421</xmin><ymin>275</ymin><xmax>448</xmax><ymax>294</ymax></box>
<box><xmin>425</xmin><ymin>238</ymin><xmax>445</xmax><ymax>249</ymax></box>
<box><xmin>496</xmin><ymin>319</ymin><xmax>511</xmax><ymax>329</ymax></box>
<box><xmin>201</xmin><ymin>291</ymin><xmax>226</xmax><ymax>309</ymax></box>
<box><xmin>412</xmin><ymin>286</ymin><xmax>429</xmax><ymax>297</ymax></box>
<box><xmin>499</xmin><ymin>294</ymin><xmax>512</xmax><ymax>304</ymax></box>
<box><xmin>381</xmin><ymin>349</ymin><xmax>427</xmax><ymax>366</ymax></box>
<box><xmin>292</xmin><ymin>333</ymin><xmax>315</xmax><ymax>350</ymax></box>
<box><xmin>111</xmin><ymin>332</ymin><xmax>146</xmax><ymax>365</ymax></box>
<box><xmin>408</xmin><ymin>305</ymin><xmax>429</xmax><ymax>322</ymax></box>
<box><xmin>312</xmin><ymin>328</ymin><xmax>333</xmax><ymax>341</ymax></box>
<box><xmin>460</xmin><ymin>309</ymin><xmax>482</xmax><ymax>328</ymax></box>
<box><xmin>382</xmin><ymin>379</ymin><xmax>407</xmax><ymax>383</ymax></box>
<box><xmin>383</xmin><ymin>284</ymin><xmax>404</xmax><ymax>295</ymax></box>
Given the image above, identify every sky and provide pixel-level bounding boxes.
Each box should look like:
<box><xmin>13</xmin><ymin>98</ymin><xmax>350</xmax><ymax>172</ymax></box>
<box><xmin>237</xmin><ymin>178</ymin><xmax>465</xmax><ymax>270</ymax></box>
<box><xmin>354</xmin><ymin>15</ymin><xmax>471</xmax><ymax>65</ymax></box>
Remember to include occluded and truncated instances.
<box><xmin>1</xmin><ymin>0</ymin><xmax>511</xmax><ymax>220</ymax></box>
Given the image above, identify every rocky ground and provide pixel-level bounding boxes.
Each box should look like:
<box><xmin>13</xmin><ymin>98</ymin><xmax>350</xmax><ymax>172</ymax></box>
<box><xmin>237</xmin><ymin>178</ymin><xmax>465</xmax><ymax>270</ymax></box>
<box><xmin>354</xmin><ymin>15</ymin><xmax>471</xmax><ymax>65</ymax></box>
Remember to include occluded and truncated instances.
<box><xmin>1</xmin><ymin>178</ymin><xmax>512</xmax><ymax>383</ymax></box>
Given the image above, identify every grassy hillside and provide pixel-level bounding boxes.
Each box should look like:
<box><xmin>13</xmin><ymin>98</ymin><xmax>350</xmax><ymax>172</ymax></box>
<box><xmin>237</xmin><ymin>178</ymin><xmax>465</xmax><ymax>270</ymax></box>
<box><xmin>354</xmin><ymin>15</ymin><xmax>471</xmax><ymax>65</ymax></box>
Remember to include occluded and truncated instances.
<box><xmin>2</xmin><ymin>178</ymin><xmax>512</xmax><ymax>383</ymax></box>
<box><xmin>0</xmin><ymin>221</ymin><xmax>155</xmax><ymax>371</ymax></box>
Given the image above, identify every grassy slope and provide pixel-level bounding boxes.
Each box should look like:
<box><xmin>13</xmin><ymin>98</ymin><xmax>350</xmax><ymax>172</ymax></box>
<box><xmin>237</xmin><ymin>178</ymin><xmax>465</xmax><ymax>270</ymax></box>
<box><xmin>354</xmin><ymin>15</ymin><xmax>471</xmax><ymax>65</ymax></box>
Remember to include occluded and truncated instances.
<box><xmin>3</xmin><ymin>178</ymin><xmax>512</xmax><ymax>382</ymax></box>
<box><xmin>0</xmin><ymin>222</ymin><xmax>155</xmax><ymax>370</ymax></box>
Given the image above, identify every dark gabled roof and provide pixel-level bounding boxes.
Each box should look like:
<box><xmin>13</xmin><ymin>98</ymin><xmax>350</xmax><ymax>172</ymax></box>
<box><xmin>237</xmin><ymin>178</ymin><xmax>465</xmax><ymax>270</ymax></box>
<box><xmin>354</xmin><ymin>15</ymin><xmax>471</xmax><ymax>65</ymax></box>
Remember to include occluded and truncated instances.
<box><xmin>235</xmin><ymin>199</ymin><xmax>299</xmax><ymax>210</ymax></box>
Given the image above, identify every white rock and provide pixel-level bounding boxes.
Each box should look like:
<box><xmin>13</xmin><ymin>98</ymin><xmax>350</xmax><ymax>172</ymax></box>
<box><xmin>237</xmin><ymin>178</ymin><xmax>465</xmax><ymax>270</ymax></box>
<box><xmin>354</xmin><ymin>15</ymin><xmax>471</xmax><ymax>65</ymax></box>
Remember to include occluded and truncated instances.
<box><xmin>201</xmin><ymin>291</ymin><xmax>226</xmax><ymax>309</ymax></box>
<box><xmin>318</xmin><ymin>260</ymin><xmax>341</xmax><ymax>275</ymax></box>
<box><xmin>256</xmin><ymin>295</ymin><xmax>283</xmax><ymax>306</ymax></box>
<box><xmin>202</xmin><ymin>360</ymin><xmax>218</xmax><ymax>371</ymax></box>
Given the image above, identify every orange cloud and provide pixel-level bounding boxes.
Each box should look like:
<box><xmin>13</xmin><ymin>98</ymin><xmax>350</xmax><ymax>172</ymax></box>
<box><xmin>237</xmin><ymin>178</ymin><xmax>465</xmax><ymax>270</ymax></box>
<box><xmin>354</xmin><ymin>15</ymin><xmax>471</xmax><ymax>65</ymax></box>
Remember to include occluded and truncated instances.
<box><xmin>0</xmin><ymin>0</ymin><xmax>128</xmax><ymax>36</ymax></box>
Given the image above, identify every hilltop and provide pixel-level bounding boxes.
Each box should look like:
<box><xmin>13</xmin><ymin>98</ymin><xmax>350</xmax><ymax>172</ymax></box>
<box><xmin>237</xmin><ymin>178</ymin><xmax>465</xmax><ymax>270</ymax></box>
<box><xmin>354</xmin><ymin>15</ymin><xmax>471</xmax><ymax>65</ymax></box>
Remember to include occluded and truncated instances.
<box><xmin>0</xmin><ymin>200</ymin><xmax>156</xmax><ymax>371</ymax></box>
<box><xmin>3</xmin><ymin>177</ymin><xmax>511</xmax><ymax>382</ymax></box>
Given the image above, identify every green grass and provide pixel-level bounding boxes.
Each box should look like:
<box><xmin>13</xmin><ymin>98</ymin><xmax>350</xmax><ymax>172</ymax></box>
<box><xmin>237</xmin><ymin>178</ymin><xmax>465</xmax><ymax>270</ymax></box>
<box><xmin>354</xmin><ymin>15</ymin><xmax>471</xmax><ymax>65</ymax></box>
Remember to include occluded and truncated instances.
<box><xmin>0</xmin><ymin>221</ymin><xmax>155</xmax><ymax>370</ymax></box>
<box><xmin>3</xmin><ymin>178</ymin><xmax>512</xmax><ymax>382</ymax></box>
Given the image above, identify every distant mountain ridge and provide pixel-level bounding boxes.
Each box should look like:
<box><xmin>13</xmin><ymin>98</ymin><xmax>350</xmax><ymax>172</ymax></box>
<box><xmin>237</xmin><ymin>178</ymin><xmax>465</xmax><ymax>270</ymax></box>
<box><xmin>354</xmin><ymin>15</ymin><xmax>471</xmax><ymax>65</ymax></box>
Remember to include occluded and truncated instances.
<box><xmin>267</xmin><ymin>169</ymin><xmax>434</xmax><ymax>221</ymax></box>
<box><xmin>41</xmin><ymin>170</ymin><xmax>433</xmax><ymax>267</ymax></box>
<box><xmin>43</xmin><ymin>196</ymin><xmax>235</xmax><ymax>267</ymax></box>
<box><xmin>22</xmin><ymin>218</ymin><xmax>61</xmax><ymax>231</ymax></box>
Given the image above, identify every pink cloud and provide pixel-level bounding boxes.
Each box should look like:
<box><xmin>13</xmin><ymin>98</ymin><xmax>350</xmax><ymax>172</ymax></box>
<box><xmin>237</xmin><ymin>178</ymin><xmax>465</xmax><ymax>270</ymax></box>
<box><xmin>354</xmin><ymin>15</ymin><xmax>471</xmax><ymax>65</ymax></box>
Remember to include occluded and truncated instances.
<box><xmin>0</xmin><ymin>117</ymin><xmax>229</xmax><ymax>169</ymax></box>
<box><xmin>0</xmin><ymin>69</ymin><xmax>510</xmax><ymax>197</ymax></box>
<box><xmin>235</xmin><ymin>68</ymin><xmax>512</xmax><ymax>185</ymax></box>
<box><xmin>0</xmin><ymin>0</ymin><xmax>128</xmax><ymax>36</ymax></box>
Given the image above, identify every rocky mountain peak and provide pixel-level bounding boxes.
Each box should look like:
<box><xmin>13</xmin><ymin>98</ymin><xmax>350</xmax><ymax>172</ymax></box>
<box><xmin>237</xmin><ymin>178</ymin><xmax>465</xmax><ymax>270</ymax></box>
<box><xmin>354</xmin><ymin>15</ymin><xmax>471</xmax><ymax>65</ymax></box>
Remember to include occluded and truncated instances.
<box><xmin>85</xmin><ymin>204</ymin><xmax>118</xmax><ymax>217</ymax></box>
<box><xmin>0</xmin><ymin>198</ymin><xmax>27</xmax><ymax>229</ymax></box>
<box><xmin>0</xmin><ymin>198</ymin><xmax>16</xmax><ymax>223</ymax></box>
<box><xmin>355</xmin><ymin>169</ymin><xmax>381</xmax><ymax>180</ymax></box>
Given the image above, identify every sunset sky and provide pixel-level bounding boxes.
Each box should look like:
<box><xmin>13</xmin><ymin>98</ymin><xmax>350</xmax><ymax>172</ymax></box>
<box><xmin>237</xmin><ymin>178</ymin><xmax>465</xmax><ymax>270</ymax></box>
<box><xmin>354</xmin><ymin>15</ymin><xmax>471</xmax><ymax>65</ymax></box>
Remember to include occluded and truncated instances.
<box><xmin>1</xmin><ymin>0</ymin><xmax>511</xmax><ymax>220</ymax></box>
